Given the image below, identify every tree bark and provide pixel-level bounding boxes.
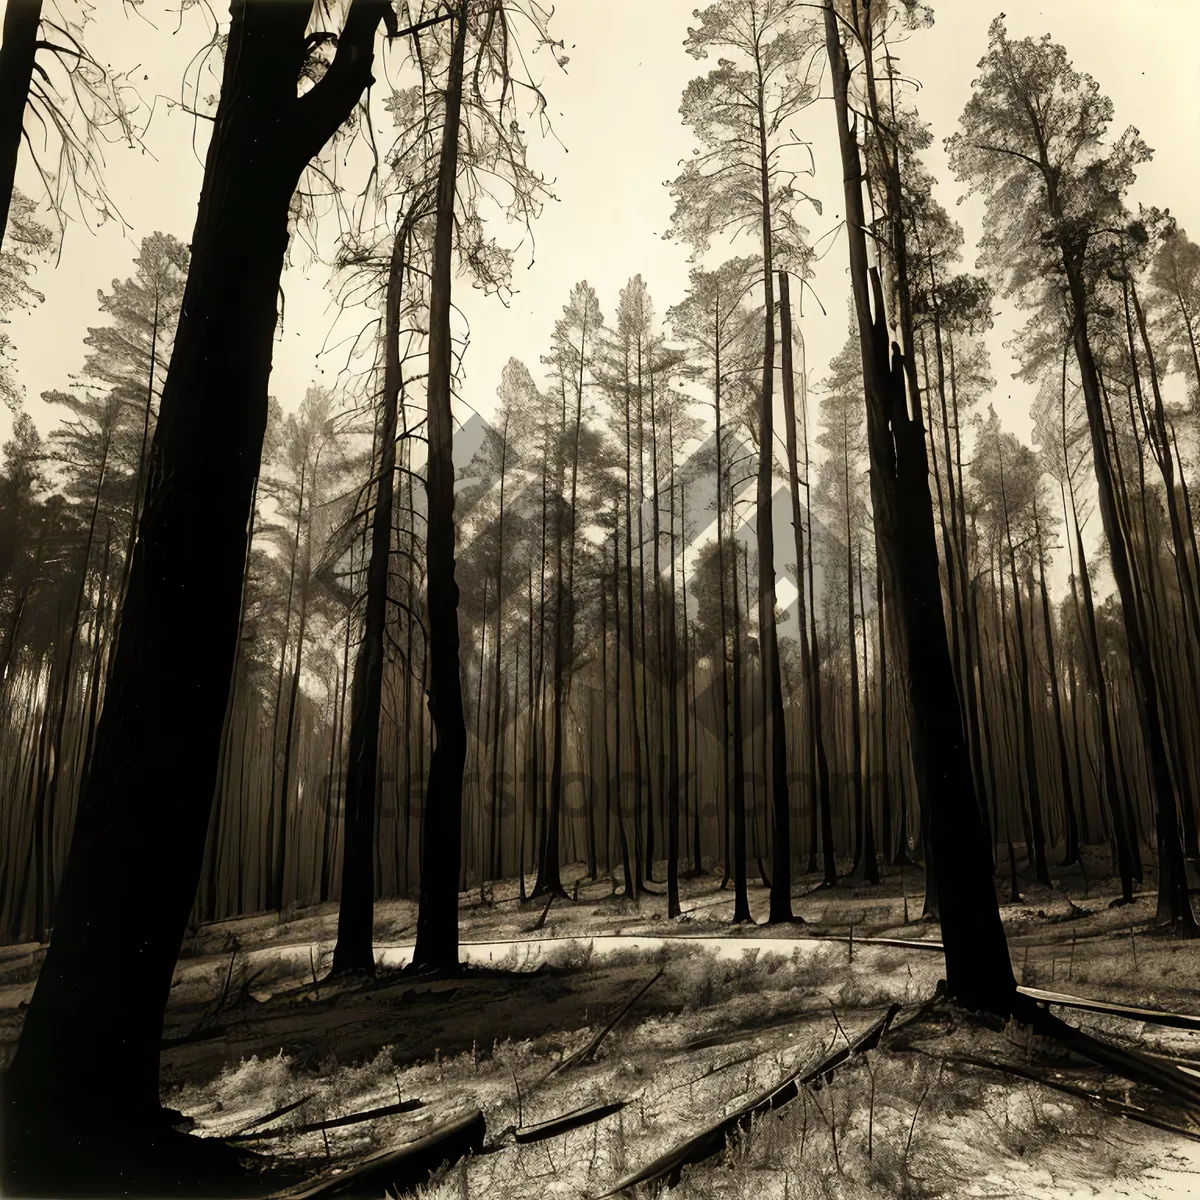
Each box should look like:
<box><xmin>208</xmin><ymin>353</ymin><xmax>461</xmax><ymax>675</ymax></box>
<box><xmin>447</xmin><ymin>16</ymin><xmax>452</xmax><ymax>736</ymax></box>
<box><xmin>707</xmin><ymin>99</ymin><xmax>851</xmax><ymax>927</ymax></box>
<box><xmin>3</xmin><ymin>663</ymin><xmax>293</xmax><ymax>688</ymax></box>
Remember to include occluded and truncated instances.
<box><xmin>755</xmin><ymin>117</ymin><xmax>792</xmax><ymax>926</ymax></box>
<box><xmin>413</xmin><ymin>0</ymin><xmax>470</xmax><ymax>970</ymax></box>
<box><xmin>3</xmin><ymin>0</ymin><xmax>392</xmax><ymax>1173</ymax></box>
<box><xmin>1034</xmin><ymin>505</ymin><xmax>1080</xmax><ymax>867</ymax></box>
<box><xmin>779</xmin><ymin>273</ymin><xmax>823</xmax><ymax>889</ymax></box>
<box><xmin>667</xmin><ymin>462</ymin><xmax>681</xmax><ymax>918</ymax></box>
<box><xmin>730</xmin><ymin>542</ymin><xmax>752</xmax><ymax>923</ymax></box>
<box><xmin>0</xmin><ymin>0</ymin><xmax>40</xmax><ymax>254</ymax></box>
<box><xmin>333</xmin><ymin>210</ymin><xmax>417</xmax><ymax>974</ymax></box>
<box><xmin>824</xmin><ymin>0</ymin><xmax>1015</xmax><ymax>1013</ymax></box>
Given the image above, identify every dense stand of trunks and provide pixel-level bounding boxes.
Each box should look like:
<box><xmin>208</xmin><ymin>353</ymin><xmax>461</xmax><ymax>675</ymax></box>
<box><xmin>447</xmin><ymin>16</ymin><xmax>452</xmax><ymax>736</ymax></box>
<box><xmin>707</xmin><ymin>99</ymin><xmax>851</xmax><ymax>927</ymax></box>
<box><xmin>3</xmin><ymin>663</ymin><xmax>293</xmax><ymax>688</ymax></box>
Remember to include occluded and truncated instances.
<box><xmin>1</xmin><ymin>0</ymin><xmax>1199</xmax><ymax>1185</ymax></box>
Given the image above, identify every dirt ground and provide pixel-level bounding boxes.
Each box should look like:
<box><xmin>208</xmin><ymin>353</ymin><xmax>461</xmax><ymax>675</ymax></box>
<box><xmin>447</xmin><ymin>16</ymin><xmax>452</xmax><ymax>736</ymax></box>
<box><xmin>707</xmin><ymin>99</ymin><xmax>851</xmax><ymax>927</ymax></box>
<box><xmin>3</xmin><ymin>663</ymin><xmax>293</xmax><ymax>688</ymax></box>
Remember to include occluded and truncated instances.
<box><xmin>3</xmin><ymin>851</ymin><xmax>1200</xmax><ymax>1198</ymax></box>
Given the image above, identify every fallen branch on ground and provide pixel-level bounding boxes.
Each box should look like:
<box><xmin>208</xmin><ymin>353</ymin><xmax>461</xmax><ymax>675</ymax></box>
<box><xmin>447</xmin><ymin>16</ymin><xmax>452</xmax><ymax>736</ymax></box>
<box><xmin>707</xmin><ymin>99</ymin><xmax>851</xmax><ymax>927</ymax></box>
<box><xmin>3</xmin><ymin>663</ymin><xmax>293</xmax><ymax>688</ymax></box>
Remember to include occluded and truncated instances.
<box><xmin>1025</xmin><ymin>1004</ymin><xmax>1200</xmax><ymax>1112</ymax></box>
<box><xmin>228</xmin><ymin>1099</ymin><xmax>423</xmax><ymax>1142</ymax></box>
<box><xmin>268</xmin><ymin>1108</ymin><xmax>485</xmax><ymax>1199</ymax></box>
<box><xmin>1018</xmin><ymin>985</ymin><xmax>1200</xmax><ymax>1033</ymax></box>
<box><xmin>548</xmin><ymin>968</ymin><xmax>665</xmax><ymax>1077</ymax></box>
<box><xmin>943</xmin><ymin>1053</ymin><xmax>1200</xmax><ymax>1143</ymax></box>
<box><xmin>234</xmin><ymin>1093</ymin><xmax>317</xmax><ymax>1136</ymax></box>
<box><xmin>512</xmin><ymin>1101</ymin><xmax>627</xmax><ymax>1144</ymax></box>
<box><xmin>593</xmin><ymin>1004</ymin><xmax>900</xmax><ymax>1197</ymax></box>
<box><xmin>686</xmin><ymin>1048</ymin><xmax>768</xmax><ymax>1084</ymax></box>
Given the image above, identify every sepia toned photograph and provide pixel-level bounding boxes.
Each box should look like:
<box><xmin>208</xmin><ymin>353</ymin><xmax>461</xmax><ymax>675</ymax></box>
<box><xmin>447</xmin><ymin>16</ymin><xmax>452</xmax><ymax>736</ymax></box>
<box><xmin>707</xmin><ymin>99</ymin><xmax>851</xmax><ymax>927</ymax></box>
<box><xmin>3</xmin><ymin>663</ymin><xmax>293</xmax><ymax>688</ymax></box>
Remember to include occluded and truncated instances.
<box><xmin>1</xmin><ymin>1</ymin><xmax>1200</xmax><ymax>1196</ymax></box>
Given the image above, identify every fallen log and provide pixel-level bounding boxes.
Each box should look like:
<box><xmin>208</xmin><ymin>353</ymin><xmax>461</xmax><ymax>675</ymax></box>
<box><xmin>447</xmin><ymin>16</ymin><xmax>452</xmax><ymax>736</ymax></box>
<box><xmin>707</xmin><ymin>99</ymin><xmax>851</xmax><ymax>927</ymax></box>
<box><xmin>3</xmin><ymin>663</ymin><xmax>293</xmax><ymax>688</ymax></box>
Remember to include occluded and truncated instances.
<box><xmin>943</xmin><ymin>1053</ymin><xmax>1200</xmax><ymax>1144</ymax></box>
<box><xmin>268</xmin><ymin>1108</ymin><xmax>485</xmax><ymax>1199</ymax></box>
<box><xmin>1018</xmin><ymin>985</ymin><xmax>1200</xmax><ymax>1033</ymax></box>
<box><xmin>229</xmin><ymin>1099</ymin><xmax>423</xmax><ymax>1143</ymax></box>
<box><xmin>592</xmin><ymin>1004</ymin><xmax>900</xmax><ymax>1197</ymax></box>
<box><xmin>513</xmin><ymin>1101</ymin><xmax>627</xmax><ymax>1145</ymax></box>
<box><xmin>235</xmin><ymin>1093</ymin><xmax>317</xmax><ymax>1136</ymax></box>
<box><xmin>686</xmin><ymin>1049</ymin><xmax>768</xmax><ymax>1084</ymax></box>
<box><xmin>1024</xmin><ymin>1004</ymin><xmax>1200</xmax><ymax>1112</ymax></box>
<box><xmin>549</xmin><ymin>968</ymin><xmax>664</xmax><ymax>1076</ymax></box>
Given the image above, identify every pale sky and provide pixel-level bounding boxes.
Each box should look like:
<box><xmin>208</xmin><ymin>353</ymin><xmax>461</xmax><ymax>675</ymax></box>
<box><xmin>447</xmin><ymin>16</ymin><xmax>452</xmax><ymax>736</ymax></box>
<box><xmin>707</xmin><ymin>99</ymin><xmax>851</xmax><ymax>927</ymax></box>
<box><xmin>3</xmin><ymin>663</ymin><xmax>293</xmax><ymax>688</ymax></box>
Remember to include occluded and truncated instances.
<box><xmin>5</xmin><ymin>0</ymin><xmax>1199</xmax><ymax>501</ymax></box>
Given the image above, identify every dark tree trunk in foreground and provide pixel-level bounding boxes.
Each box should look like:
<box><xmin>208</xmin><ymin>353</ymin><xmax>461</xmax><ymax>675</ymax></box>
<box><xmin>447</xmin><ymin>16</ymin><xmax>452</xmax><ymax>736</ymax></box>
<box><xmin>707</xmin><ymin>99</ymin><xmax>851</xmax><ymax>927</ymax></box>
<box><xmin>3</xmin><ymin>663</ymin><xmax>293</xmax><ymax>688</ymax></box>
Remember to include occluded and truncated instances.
<box><xmin>3</xmin><ymin>3</ymin><xmax>392</xmax><ymax>1186</ymax></box>
<box><xmin>0</xmin><ymin>0</ymin><xmax>40</xmax><ymax>253</ymax></box>
<box><xmin>333</xmin><ymin>209</ymin><xmax>417</xmax><ymax>975</ymax></box>
<box><xmin>824</xmin><ymin>0</ymin><xmax>1015</xmax><ymax>1014</ymax></box>
<box><xmin>413</xmin><ymin>1</ymin><xmax>470</xmax><ymax>971</ymax></box>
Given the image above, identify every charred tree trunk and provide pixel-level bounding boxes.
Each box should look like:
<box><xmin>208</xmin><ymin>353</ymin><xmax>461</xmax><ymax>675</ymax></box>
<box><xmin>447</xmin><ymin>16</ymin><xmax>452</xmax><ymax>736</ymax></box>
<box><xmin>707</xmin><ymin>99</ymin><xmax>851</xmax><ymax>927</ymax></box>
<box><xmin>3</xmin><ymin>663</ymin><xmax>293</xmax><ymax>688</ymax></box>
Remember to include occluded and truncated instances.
<box><xmin>1034</xmin><ymin>505</ymin><xmax>1080</xmax><ymax>867</ymax></box>
<box><xmin>824</xmin><ymin>0</ymin><xmax>1015</xmax><ymax>1013</ymax></box>
<box><xmin>998</xmin><ymin>449</ymin><xmax>1051</xmax><ymax>888</ymax></box>
<box><xmin>3</xmin><ymin>0</ymin><xmax>392</xmax><ymax>1177</ymax></box>
<box><xmin>413</xmin><ymin>2</ymin><xmax>470</xmax><ymax>970</ymax></box>
<box><xmin>488</xmin><ymin>419</ymin><xmax>509</xmax><ymax>882</ymax></box>
<box><xmin>730</xmin><ymin>542</ymin><xmax>752</xmax><ymax>924</ymax></box>
<box><xmin>713</xmin><ymin>322</ymin><xmax>736</xmax><ymax>891</ymax></box>
<box><xmin>612</xmin><ymin>524</ymin><xmax>634</xmax><ymax>897</ymax></box>
<box><xmin>1029</xmin><ymin>123</ymin><xmax>1196</xmax><ymax>929</ymax></box>
<box><xmin>667</xmin><ymin>464</ymin><xmax>681</xmax><ymax>918</ymax></box>
<box><xmin>333</xmin><ymin>210</ymin><xmax>417</xmax><ymax>974</ymax></box>
<box><xmin>857</xmin><ymin>548</ymin><xmax>879</xmax><ymax>884</ymax></box>
<box><xmin>754</xmin><ymin>78</ymin><xmax>791</xmax><ymax>923</ymax></box>
<box><xmin>0</xmin><ymin>0</ymin><xmax>40</xmax><ymax>253</ymax></box>
<box><xmin>779</xmin><ymin>273</ymin><xmax>821</xmax><ymax>892</ymax></box>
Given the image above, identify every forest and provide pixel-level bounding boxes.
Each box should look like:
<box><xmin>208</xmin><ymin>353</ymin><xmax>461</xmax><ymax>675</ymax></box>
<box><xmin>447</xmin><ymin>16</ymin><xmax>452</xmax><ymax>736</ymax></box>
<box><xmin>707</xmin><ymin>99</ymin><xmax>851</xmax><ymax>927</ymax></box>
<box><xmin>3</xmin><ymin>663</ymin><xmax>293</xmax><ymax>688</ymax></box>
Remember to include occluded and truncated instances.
<box><xmin>2</xmin><ymin>0</ymin><xmax>1200</xmax><ymax>1197</ymax></box>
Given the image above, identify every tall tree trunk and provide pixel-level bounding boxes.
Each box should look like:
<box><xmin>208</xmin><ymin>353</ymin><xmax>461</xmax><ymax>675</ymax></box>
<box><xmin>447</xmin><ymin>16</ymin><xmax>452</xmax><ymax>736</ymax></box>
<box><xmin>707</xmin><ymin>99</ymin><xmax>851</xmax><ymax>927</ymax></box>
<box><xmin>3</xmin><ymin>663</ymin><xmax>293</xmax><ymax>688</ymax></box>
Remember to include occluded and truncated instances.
<box><xmin>754</xmin><ymin>70</ymin><xmax>791</xmax><ymax>924</ymax></box>
<box><xmin>489</xmin><ymin>419</ymin><xmax>509</xmax><ymax>882</ymax></box>
<box><xmin>998</xmin><ymin>448</ymin><xmax>1051</xmax><ymax>887</ymax></box>
<box><xmin>79</xmin><ymin>527</ymin><xmax>113</xmax><ymax>804</ymax></box>
<box><xmin>623</xmin><ymin>366</ymin><xmax>644</xmax><ymax>897</ymax></box>
<box><xmin>1033</xmin><ymin>505</ymin><xmax>1080</xmax><ymax>867</ymax></box>
<box><xmin>779</xmin><ymin>273</ymin><xmax>821</xmax><ymax>889</ymax></box>
<box><xmin>3</xmin><ymin>0</ymin><xmax>392</xmax><ymax>1170</ymax></box>
<box><xmin>413</xmin><ymin>1</ymin><xmax>470</xmax><ymax>970</ymax></box>
<box><xmin>667</xmin><ymin>463</ymin><xmax>681</xmax><ymax>918</ymax></box>
<box><xmin>0</xmin><ymin>0</ymin><xmax>40</xmax><ymax>253</ymax></box>
<box><xmin>612</xmin><ymin>524</ymin><xmax>634</xmax><ymax>897</ymax></box>
<box><xmin>649</xmin><ymin>370</ymin><xmax>666</xmax><ymax>884</ymax></box>
<box><xmin>275</xmin><ymin>540</ymin><xmax>312</xmax><ymax>913</ymax></box>
<box><xmin>207</xmin><ymin>472</ymin><xmax>260</xmax><ymax>918</ymax></box>
<box><xmin>730</xmin><ymin>542</ymin><xmax>752</xmax><ymax>923</ymax></box>
<box><xmin>876</xmin><ymin>550</ymin><xmax>896</xmax><ymax>864</ymax></box>
<box><xmin>1035</xmin><ymin>128</ymin><xmax>1196</xmax><ymax>929</ymax></box>
<box><xmin>36</xmin><ymin>432</ymin><xmax>110</xmax><ymax>941</ymax></box>
<box><xmin>857</xmin><ymin>547</ymin><xmax>879</xmax><ymax>883</ymax></box>
<box><xmin>269</xmin><ymin>456</ymin><xmax>306</xmax><ymax>890</ymax></box>
<box><xmin>804</xmin><ymin>387</ymin><xmax>836</xmax><ymax>888</ymax></box>
<box><xmin>332</xmin><ymin>210</ymin><xmax>416</xmax><ymax>972</ymax></box>
<box><xmin>713</xmin><ymin>319</ymin><xmax>735</xmax><ymax>890</ymax></box>
<box><xmin>845</xmin><ymin>444</ymin><xmax>864</xmax><ymax>875</ymax></box>
<box><xmin>1075</xmin><ymin>525</ymin><xmax>1138</xmax><ymax>898</ymax></box>
<box><xmin>824</xmin><ymin>0</ymin><xmax>1015</xmax><ymax>1013</ymax></box>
